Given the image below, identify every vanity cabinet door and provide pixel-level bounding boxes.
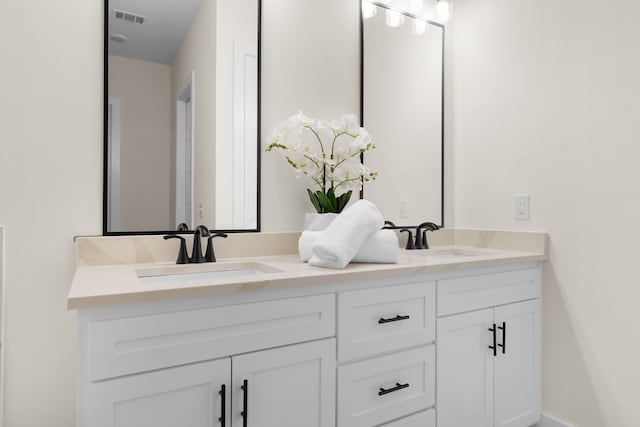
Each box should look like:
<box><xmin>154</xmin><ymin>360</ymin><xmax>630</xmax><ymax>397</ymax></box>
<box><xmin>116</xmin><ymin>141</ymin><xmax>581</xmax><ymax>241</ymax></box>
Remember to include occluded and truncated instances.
<box><xmin>231</xmin><ymin>338</ymin><xmax>335</xmax><ymax>427</ymax></box>
<box><xmin>494</xmin><ymin>300</ymin><xmax>541</xmax><ymax>427</ymax></box>
<box><xmin>437</xmin><ymin>309</ymin><xmax>494</xmax><ymax>427</ymax></box>
<box><xmin>82</xmin><ymin>358</ymin><xmax>230</xmax><ymax>427</ymax></box>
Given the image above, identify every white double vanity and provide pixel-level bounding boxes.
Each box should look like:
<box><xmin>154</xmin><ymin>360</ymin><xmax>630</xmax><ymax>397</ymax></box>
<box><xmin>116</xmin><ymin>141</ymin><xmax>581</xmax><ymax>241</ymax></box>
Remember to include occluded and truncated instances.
<box><xmin>68</xmin><ymin>232</ymin><xmax>545</xmax><ymax>427</ymax></box>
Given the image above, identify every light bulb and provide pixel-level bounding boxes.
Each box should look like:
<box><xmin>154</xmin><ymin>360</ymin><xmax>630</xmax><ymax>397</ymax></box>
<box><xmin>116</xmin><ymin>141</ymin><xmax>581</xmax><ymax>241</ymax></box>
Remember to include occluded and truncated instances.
<box><xmin>408</xmin><ymin>0</ymin><xmax>424</xmax><ymax>13</ymax></box>
<box><xmin>413</xmin><ymin>19</ymin><xmax>427</xmax><ymax>35</ymax></box>
<box><xmin>362</xmin><ymin>1</ymin><xmax>377</xmax><ymax>19</ymax></box>
<box><xmin>437</xmin><ymin>0</ymin><xmax>450</xmax><ymax>21</ymax></box>
<box><xmin>386</xmin><ymin>9</ymin><xmax>405</xmax><ymax>27</ymax></box>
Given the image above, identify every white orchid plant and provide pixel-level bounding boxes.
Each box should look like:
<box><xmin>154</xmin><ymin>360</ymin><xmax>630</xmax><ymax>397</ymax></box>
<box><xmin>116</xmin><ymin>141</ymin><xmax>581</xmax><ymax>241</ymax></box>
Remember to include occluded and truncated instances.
<box><xmin>267</xmin><ymin>112</ymin><xmax>377</xmax><ymax>214</ymax></box>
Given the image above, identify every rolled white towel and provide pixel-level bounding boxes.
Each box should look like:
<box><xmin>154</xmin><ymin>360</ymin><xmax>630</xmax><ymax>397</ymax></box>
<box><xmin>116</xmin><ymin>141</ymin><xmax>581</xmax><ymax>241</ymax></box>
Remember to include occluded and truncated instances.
<box><xmin>310</xmin><ymin>199</ymin><xmax>385</xmax><ymax>269</ymax></box>
<box><xmin>301</xmin><ymin>230</ymin><xmax>399</xmax><ymax>264</ymax></box>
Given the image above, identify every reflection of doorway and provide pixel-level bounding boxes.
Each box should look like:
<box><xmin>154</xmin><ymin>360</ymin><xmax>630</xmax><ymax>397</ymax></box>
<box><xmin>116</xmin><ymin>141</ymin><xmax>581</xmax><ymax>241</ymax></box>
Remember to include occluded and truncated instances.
<box><xmin>233</xmin><ymin>42</ymin><xmax>258</xmax><ymax>229</ymax></box>
<box><xmin>107</xmin><ymin>98</ymin><xmax>121</xmax><ymax>230</ymax></box>
<box><xmin>176</xmin><ymin>72</ymin><xmax>195</xmax><ymax>229</ymax></box>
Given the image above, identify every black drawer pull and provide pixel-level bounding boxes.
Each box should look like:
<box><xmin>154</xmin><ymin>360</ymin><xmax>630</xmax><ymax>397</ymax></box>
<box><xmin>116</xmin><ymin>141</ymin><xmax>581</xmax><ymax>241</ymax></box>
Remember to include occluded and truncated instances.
<box><xmin>488</xmin><ymin>324</ymin><xmax>497</xmax><ymax>356</ymax></box>
<box><xmin>241</xmin><ymin>380</ymin><xmax>248</xmax><ymax>427</ymax></box>
<box><xmin>378</xmin><ymin>382</ymin><xmax>410</xmax><ymax>396</ymax></box>
<box><xmin>378</xmin><ymin>315</ymin><xmax>410</xmax><ymax>324</ymax></box>
<box><xmin>498</xmin><ymin>322</ymin><xmax>506</xmax><ymax>354</ymax></box>
<box><xmin>218</xmin><ymin>384</ymin><xmax>226</xmax><ymax>426</ymax></box>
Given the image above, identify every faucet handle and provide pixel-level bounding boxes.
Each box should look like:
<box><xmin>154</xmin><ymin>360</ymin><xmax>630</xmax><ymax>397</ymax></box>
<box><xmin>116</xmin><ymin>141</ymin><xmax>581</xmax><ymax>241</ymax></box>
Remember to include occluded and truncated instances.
<box><xmin>205</xmin><ymin>233</ymin><xmax>228</xmax><ymax>262</ymax></box>
<box><xmin>163</xmin><ymin>235</ymin><xmax>189</xmax><ymax>264</ymax></box>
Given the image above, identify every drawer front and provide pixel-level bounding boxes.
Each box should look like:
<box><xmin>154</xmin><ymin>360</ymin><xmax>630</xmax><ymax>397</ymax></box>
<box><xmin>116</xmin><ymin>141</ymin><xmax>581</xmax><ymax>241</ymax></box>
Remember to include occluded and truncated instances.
<box><xmin>87</xmin><ymin>294</ymin><xmax>335</xmax><ymax>381</ymax></box>
<box><xmin>382</xmin><ymin>409</ymin><xmax>436</xmax><ymax>427</ymax></box>
<box><xmin>438</xmin><ymin>268</ymin><xmax>540</xmax><ymax>316</ymax></box>
<box><xmin>337</xmin><ymin>346</ymin><xmax>435</xmax><ymax>427</ymax></box>
<box><xmin>338</xmin><ymin>282</ymin><xmax>435</xmax><ymax>362</ymax></box>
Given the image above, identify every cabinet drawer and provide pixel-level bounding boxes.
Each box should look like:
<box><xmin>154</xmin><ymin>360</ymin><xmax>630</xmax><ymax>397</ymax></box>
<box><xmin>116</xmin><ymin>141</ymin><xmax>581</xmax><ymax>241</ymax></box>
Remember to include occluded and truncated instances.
<box><xmin>438</xmin><ymin>268</ymin><xmax>540</xmax><ymax>316</ymax></box>
<box><xmin>382</xmin><ymin>409</ymin><xmax>436</xmax><ymax>427</ymax></box>
<box><xmin>337</xmin><ymin>346</ymin><xmax>435</xmax><ymax>427</ymax></box>
<box><xmin>86</xmin><ymin>294</ymin><xmax>335</xmax><ymax>381</ymax></box>
<box><xmin>337</xmin><ymin>282</ymin><xmax>435</xmax><ymax>362</ymax></box>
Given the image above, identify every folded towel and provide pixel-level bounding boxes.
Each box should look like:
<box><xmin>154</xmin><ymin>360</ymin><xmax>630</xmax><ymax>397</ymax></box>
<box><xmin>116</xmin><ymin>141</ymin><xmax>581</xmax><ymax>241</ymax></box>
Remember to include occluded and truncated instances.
<box><xmin>309</xmin><ymin>199</ymin><xmax>385</xmax><ymax>269</ymax></box>
<box><xmin>301</xmin><ymin>229</ymin><xmax>399</xmax><ymax>264</ymax></box>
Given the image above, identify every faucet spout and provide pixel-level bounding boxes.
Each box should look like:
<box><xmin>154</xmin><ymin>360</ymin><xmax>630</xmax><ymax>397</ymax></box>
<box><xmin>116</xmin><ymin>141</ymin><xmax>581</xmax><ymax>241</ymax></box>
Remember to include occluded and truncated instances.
<box><xmin>190</xmin><ymin>225</ymin><xmax>210</xmax><ymax>263</ymax></box>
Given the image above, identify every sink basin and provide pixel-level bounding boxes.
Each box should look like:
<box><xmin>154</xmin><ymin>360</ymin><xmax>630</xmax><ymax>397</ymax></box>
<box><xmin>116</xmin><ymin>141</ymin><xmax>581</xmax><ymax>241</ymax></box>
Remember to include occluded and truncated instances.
<box><xmin>137</xmin><ymin>262</ymin><xmax>282</xmax><ymax>285</ymax></box>
<box><xmin>420</xmin><ymin>248</ymin><xmax>491</xmax><ymax>260</ymax></box>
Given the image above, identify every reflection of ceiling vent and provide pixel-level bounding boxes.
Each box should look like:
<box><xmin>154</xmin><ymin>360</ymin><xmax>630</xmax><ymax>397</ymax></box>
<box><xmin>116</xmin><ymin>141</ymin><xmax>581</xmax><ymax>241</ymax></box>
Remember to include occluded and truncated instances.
<box><xmin>113</xmin><ymin>9</ymin><xmax>145</xmax><ymax>25</ymax></box>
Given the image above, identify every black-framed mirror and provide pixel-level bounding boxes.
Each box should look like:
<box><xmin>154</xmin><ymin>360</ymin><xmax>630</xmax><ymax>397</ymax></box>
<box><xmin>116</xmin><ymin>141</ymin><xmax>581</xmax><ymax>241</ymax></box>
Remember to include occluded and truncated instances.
<box><xmin>361</xmin><ymin>0</ymin><xmax>444</xmax><ymax>227</ymax></box>
<box><xmin>103</xmin><ymin>0</ymin><xmax>261</xmax><ymax>235</ymax></box>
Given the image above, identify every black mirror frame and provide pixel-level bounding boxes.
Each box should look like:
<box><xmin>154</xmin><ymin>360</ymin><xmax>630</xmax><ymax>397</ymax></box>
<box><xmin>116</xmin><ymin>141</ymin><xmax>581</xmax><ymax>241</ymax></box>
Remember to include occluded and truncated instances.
<box><xmin>102</xmin><ymin>0</ymin><xmax>262</xmax><ymax>236</ymax></box>
<box><xmin>359</xmin><ymin>3</ymin><xmax>445</xmax><ymax>228</ymax></box>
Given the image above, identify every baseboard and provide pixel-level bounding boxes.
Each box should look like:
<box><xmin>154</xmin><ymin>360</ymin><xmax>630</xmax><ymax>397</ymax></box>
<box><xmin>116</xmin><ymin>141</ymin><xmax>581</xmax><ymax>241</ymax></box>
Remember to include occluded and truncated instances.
<box><xmin>534</xmin><ymin>414</ymin><xmax>572</xmax><ymax>427</ymax></box>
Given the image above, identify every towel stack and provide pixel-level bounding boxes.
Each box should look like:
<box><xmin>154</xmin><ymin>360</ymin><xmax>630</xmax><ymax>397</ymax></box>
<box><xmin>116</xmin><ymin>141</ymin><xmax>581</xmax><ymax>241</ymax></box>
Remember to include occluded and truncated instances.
<box><xmin>299</xmin><ymin>200</ymin><xmax>399</xmax><ymax>269</ymax></box>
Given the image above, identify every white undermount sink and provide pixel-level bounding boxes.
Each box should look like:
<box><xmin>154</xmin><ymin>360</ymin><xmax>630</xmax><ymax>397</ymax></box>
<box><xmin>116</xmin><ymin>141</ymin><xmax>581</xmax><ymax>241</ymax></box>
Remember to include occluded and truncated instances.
<box><xmin>420</xmin><ymin>248</ymin><xmax>491</xmax><ymax>260</ymax></box>
<box><xmin>136</xmin><ymin>262</ymin><xmax>282</xmax><ymax>284</ymax></box>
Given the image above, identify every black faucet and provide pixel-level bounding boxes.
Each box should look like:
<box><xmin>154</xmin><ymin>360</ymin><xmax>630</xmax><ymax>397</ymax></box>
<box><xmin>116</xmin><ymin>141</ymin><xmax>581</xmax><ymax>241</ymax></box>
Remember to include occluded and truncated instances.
<box><xmin>399</xmin><ymin>229</ymin><xmax>415</xmax><ymax>250</ymax></box>
<box><xmin>189</xmin><ymin>225</ymin><xmax>211</xmax><ymax>263</ymax></box>
<box><xmin>415</xmin><ymin>222</ymin><xmax>440</xmax><ymax>249</ymax></box>
<box><xmin>382</xmin><ymin>220</ymin><xmax>441</xmax><ymax>250</ymax></box>
<box><xmin>165</xmin><ymin>226</ymin><xmax>230</xmax><ymax>264</ymax></box>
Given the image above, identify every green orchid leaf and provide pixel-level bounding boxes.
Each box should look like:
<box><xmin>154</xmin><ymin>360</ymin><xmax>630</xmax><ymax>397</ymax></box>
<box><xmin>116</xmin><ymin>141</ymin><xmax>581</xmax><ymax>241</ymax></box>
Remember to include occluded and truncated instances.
<box><xmin>316</xmin><ymin>191</ymin><xmax>338</xmax><ymax>213</ymax></box>
<box><xmin>326</xmin><ymin>188</ymin><xmax>338</xmax><ymax>212</ymax></box>
<box><xmin>307</xmin><ymin>189</ymin><xmax>323</xmax><ymax>213</ymax></box>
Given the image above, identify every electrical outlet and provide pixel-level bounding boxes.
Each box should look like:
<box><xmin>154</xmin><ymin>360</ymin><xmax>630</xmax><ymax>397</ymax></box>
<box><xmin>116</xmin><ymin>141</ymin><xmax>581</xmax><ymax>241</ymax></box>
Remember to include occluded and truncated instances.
<box><xmin>514</xmin><ymin>195</ymin><xmax>529</xmax><ymax>220</ymax></box>
<box><xmin>199</xmin><ymin>203</ymin><xmax>205</xmax><ymax>218</ymax></box>
<box><xmin>399</xmin><ymin>200</ymin><xmax>409</xmax><ymax>219</ymax></box>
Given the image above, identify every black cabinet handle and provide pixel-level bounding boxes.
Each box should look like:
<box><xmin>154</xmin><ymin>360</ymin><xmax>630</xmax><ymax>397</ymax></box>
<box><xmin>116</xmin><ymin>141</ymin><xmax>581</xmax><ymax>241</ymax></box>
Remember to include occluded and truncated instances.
<box><xmin>241</xmin><ymin>380</ymin><xmax>248</xmax><ymax>427</ymax></box>
<box><xmin>498</xmin><ymin>322</ymin><xmax>506</xmax><ymax>354</ymax></box>
<box><xmin>378</xmin><ymin>382</ymin><xmax>410</xmax><ymax>396</ymax></box>
<box><xmin>378</xmin><ymin>315</ymin><xmax>410</xmax><ymax>324</ymax></box>
<box><xmin>488</xmin><ymin>324</ymin><xmax>497</xmax><ymax>356</ymax></box>
<box><xmin>218</xmin><ymin>384</ymin><xmax>226</xmax><ymax>426</ymax></box>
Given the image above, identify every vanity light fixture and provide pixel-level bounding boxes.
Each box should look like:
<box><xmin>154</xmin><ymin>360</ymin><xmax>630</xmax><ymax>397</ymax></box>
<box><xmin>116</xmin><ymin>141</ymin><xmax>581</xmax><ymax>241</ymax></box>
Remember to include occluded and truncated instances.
<box><xmin>362</xmin><ymin>1</ymin><xmax>378</xmax><ymax>19</ymax></box>
<box><xmin>436</xmin><ymin>0</ymin><xmax>451</xmax><ymax>21</ymax></box>
<box><xmin>408</xmin><ymin>0</ymin><xmax>424</xmax><ymax>13</ymax></box>
<box><xmin>412</xmin><ymin>19</ymin><xmax>427</xmax><ymax>35</ymax></box>
<box><xmin>386</xmin><ymin>9</ymin><xmax>405</xmax><ymax>27</ymax></box>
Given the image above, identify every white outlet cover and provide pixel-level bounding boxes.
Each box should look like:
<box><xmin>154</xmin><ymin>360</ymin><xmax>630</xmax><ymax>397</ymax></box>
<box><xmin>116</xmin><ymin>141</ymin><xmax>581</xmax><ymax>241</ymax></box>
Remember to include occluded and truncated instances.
<box><xmin>514</xmin><ymin>194</ymin><xmax>530</xmax><ymax>220</ymax></box>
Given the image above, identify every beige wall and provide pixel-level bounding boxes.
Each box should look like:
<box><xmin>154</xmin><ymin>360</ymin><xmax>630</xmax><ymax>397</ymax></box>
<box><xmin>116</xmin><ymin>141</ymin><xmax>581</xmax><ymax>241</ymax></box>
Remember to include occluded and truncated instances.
<box><xmin>0</xmin><ymin>1</ymin><xmax>103</xmax><ymax>425</ymax></box>
<box><xmin>171</xmin><ymin>0</ymin><xmax>217</xmax><ymax>228</ymax></box>
<box><xmin>109</xmin><ymin>55</ymin><xmax>172</xmax><ymax>231</ymax></box>
<box><xmin>451</xmin><ymin>0</ymin><xmax>639</xmax><ymax>425</ymax></box>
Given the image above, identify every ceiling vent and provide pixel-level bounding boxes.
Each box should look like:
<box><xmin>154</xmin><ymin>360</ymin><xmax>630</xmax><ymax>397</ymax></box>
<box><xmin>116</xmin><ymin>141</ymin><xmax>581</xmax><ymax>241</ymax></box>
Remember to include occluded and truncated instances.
<box><xmin>113</xmin><ymin>8</ymin><xmax>145</xmax><ymax>25</ymax></box>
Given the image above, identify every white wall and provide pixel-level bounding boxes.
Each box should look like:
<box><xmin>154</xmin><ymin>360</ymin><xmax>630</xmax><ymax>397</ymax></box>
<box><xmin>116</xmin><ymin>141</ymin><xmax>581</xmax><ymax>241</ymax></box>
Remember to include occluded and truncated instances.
<box><xmin>451</xmin><ymin>0</ymin><xmax>640</xmax><ymax>425</ymax></box>
<box><xmin>109</xmin><ymin>55</ymin><xmax>172</xmax><ymax>231</ymax></box>
<box><xmin>0</xmin><ymin>1</ymin><xmax>103</xmax><ymax>426</ymax></box>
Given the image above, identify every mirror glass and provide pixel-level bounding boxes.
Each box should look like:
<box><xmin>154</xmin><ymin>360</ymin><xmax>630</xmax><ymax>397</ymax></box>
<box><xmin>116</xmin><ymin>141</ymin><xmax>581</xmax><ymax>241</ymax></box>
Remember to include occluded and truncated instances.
<box><xmin>362</xmin><ymin>1</ymin><xmax>444</xmax><ymax>226</ymax></box>
<box><xmin>105</xmin><ymin>0</ymin><xmax>260</xmax><ymax>233</ymax></box>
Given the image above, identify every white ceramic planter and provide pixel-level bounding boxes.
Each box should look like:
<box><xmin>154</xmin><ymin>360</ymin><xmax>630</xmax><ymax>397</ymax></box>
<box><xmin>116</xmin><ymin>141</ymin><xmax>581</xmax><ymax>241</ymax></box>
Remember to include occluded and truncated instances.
<box><xmin>303</xmin><ymin>213</ymin><xmax>339</xmax><ymax>231</ymax></box>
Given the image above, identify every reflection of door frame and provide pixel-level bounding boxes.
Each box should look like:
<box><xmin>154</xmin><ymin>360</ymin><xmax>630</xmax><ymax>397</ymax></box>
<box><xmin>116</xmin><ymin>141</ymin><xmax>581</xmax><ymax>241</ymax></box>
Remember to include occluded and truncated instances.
<box><xmin>233</xmin><ymin>42</ymin><xmax>258</xmax><ymax>229</ymax></box>
<box><xmin>107</xmin><ymin>98</ymin><xmax>121</xmax><ymax>230</ymax></box>
<box><xmin>176</xmin><ymin>72</ymin><xmax>195</xmax><ymax>228</ymax></box>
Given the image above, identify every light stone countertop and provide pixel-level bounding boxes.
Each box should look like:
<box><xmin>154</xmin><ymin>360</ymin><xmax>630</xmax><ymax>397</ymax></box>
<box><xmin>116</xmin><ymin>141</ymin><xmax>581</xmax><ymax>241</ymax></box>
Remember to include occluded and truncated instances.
<box><xmin>67</xmin><ymin>245</ymin><xmax>546</xmax><ymax>310</ymax></box>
